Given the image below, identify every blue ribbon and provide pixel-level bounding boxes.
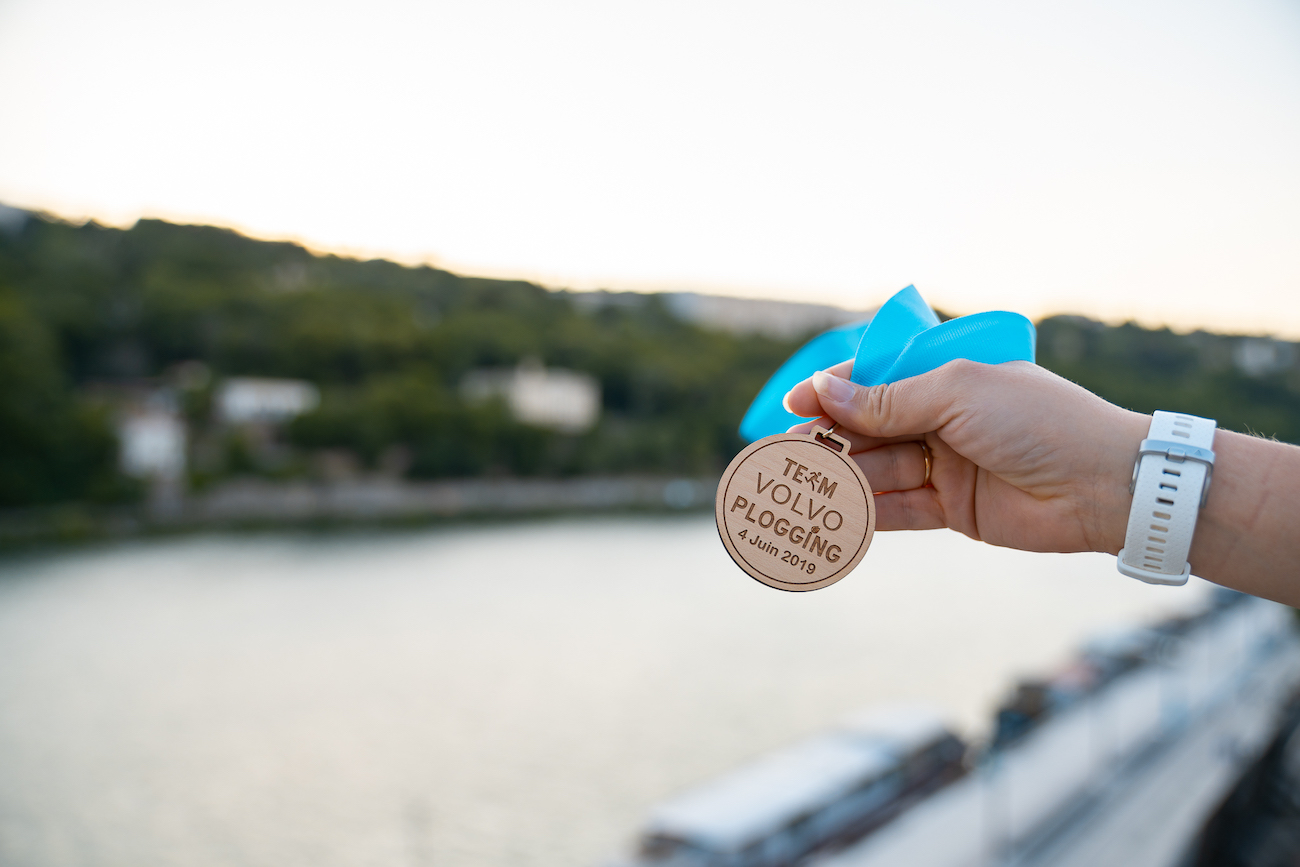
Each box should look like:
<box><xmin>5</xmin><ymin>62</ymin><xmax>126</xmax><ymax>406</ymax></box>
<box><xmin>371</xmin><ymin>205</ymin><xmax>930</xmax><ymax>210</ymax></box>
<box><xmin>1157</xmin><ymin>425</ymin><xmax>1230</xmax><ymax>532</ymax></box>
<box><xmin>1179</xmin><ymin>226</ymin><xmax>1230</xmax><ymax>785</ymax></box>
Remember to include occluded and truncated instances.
<box><xmin>738</xmin><ymin>286</ymin><xmax>1036</xmax><ymax>441</ymax></box>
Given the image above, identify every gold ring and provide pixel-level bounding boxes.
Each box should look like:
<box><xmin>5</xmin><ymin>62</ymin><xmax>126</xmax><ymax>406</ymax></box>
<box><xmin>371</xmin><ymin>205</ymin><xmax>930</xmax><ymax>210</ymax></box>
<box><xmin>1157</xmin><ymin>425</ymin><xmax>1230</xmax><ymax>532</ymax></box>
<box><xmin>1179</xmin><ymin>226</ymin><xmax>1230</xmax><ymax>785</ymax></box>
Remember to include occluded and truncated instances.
<box><xmin>919</xmin><ymin>441</ymin><xmax>932</xmax><ymax>487</ymax></box>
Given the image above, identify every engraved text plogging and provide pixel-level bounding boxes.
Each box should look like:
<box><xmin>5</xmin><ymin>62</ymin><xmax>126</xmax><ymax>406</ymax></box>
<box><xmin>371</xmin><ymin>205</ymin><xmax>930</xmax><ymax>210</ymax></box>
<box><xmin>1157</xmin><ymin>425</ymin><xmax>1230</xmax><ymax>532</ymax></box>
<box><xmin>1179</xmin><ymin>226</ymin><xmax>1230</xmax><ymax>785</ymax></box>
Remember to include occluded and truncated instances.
<box><xmin>729</xmin><ymin>468</ymin><xmax>845</xmax><ymax>565</ymax></box>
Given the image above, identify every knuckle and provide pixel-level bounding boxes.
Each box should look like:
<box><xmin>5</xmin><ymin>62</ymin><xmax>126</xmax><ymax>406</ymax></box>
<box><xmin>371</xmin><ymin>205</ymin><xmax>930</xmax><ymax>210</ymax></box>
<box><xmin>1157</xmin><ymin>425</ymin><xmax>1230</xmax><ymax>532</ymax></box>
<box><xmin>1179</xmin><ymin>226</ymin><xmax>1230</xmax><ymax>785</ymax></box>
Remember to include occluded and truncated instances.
<box><xmin>855</xmin><ymin>382</ymin><xmax>889</xmax><ymax>419</ymax></box>
<box><xmin>898</xmin><ymin>491</ymin><xmax>914</xmax><ymax>527</ymax></box>
<box><xmin>941</xmin><ymin>357</ymin><xmax>983</xmax><ymax>383</ymax></box>
<box><xmin>851</xmin><ymin>380</ymin><xmax>907</xmax><ymax>436</ymax></box>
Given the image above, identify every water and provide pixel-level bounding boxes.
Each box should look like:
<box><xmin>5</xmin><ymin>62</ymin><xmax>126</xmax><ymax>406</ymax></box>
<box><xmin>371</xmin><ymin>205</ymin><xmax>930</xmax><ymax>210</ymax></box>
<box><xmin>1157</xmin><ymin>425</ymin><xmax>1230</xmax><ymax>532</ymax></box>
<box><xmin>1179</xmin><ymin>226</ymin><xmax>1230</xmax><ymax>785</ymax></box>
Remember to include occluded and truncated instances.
<box><xmin>0</xmin><ymin>517</ymin><xmax>1211</xmax><ymax>867</ymax></box>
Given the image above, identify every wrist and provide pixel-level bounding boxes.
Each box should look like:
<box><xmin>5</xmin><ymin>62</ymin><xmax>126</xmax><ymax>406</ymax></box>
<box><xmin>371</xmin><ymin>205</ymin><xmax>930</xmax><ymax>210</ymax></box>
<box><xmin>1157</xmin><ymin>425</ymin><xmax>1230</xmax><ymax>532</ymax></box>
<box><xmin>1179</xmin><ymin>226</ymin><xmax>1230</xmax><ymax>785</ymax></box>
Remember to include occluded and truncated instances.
<box><xmin>1186</xmin><ymin>429</ymin><xmax>1274</xmax><ymax>577</ymax></box>
<box><xmin>1091</xmin><ymin>410</ymin><xmax>1154</xmax><ymax>556</ymax></box>
<box><xmin>1116</xmin><ymin>411</ymin><xmax>1219</xmax><ymax>583</ymax></box>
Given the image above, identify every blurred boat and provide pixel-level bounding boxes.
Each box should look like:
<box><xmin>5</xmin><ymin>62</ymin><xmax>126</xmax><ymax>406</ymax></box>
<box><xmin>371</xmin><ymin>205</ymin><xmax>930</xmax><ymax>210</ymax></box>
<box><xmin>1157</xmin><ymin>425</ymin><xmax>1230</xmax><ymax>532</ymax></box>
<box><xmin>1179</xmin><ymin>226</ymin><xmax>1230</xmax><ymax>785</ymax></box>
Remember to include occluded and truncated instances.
<box><xmin>626</xmin><ymin>706</ymin><xmax>966</xmax><ymax>867</ymax></box>
<box><xmin>616</xmin><ymin>589</ymin><xmax>1300</xmax><ymax>867</ymax></box>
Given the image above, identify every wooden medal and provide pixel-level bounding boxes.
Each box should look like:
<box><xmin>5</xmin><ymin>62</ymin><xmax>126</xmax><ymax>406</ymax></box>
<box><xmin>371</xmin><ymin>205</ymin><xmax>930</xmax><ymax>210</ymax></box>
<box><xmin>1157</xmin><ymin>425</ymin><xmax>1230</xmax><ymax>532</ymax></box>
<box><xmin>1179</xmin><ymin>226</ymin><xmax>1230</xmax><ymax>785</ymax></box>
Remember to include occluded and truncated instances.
<box><xmin>715</xmin><ymin>426</ymin><xmax>875</xmax><ymax>592</ymax></box>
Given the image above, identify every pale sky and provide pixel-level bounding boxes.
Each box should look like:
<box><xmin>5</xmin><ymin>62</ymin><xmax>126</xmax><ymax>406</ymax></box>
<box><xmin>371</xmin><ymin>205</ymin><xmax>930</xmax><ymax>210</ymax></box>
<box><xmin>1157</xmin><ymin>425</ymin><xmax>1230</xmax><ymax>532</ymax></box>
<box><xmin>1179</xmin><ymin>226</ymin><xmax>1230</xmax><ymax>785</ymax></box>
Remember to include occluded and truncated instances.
<box><xmin>2</xmin><ymin>0</ymin><xmax>1298</xmax><ymax>334</ymax></box>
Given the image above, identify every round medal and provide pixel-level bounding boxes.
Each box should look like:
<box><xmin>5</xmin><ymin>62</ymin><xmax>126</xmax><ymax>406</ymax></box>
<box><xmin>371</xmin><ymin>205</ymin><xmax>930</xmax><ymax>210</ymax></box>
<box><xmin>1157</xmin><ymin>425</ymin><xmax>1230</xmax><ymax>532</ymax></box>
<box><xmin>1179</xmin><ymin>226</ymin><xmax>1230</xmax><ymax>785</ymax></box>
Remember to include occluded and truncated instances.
<box><xmin>715</xmin><ymin>427</ymin><xmax>875</xmax><ymax>591</ymax></box>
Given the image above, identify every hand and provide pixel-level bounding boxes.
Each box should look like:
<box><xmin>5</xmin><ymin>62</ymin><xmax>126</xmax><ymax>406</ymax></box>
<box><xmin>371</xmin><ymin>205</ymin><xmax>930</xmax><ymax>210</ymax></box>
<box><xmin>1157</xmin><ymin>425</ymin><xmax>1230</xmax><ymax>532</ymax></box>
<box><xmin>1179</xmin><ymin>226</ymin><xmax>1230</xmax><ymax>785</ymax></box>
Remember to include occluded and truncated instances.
<box><xmin>782</xmin><ymin>359</ymin><xmax>1149</xmax><ymax>555</ymax></box>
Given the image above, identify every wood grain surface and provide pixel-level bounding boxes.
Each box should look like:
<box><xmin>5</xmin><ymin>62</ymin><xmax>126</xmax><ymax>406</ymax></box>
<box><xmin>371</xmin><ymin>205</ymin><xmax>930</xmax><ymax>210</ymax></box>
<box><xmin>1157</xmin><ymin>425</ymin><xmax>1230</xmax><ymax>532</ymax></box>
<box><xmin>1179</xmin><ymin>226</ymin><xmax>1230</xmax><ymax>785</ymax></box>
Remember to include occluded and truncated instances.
<box><xmin>715</xmin><ymin>429</ymin><xmax>875</xmax><ymax>591</ymax></box>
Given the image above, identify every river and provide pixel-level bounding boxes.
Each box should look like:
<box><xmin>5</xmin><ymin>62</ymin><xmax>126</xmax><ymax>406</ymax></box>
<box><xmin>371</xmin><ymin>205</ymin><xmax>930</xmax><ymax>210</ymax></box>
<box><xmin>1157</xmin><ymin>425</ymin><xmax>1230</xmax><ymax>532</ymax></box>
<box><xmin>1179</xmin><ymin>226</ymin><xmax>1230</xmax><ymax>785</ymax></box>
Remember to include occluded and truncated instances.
<box><xmin>0</xmin><ymin>517</ymin><xmax>1212</xmax><ymax>867</ymax></box>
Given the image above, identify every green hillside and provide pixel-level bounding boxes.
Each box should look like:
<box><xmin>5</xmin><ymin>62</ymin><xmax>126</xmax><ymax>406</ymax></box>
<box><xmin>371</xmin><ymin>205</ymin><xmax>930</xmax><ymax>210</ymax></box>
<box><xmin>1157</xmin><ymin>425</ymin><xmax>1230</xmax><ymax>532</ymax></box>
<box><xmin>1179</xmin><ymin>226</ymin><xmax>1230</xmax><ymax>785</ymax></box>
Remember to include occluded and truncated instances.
<box><xmin>1</xmin><ymin>212</ymin><xmax>1297</xmax><ymax>509</ymax></box>
<box><xmin>0</xmin><ymin>214</ymin><xmax>796</xmax><ymax>507</ymax></box>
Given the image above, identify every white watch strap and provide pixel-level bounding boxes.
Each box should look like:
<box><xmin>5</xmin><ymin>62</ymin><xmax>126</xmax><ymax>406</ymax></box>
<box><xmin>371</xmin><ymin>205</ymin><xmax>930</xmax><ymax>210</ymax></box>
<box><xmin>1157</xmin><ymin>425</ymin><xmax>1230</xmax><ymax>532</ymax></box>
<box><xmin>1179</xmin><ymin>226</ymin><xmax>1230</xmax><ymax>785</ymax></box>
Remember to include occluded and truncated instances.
<box><xmin>1117</xmin><ymin>411</ymin><xmax>1216</xmax><ymax>585</ymax></box>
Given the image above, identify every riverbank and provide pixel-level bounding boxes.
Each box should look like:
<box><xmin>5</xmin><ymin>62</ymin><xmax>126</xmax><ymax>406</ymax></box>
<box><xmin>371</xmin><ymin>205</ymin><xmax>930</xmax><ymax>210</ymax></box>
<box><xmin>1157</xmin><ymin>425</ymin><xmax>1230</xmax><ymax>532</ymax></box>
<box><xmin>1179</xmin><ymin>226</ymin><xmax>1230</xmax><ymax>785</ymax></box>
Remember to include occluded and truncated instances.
<box><xmin>0</xmin><ymin>475</ymin><xmax>717</xmax><ymax>550</ymax></box>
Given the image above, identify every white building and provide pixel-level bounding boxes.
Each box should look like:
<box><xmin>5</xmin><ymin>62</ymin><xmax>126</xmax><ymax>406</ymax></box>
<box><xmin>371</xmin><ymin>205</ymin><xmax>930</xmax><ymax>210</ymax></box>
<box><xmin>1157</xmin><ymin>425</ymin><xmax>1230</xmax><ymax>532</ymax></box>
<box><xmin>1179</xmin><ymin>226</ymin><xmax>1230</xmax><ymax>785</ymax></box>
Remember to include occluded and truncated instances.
<box><xmin>1232</xmin><ymin>337</ymin><xmax>1296</xmax><ymax>377</ymax></box>
<box><xmin>216</xmin><ymin>377</ymin><xmax>320</xmax><ymax>424</ymax></box>
<box><xmin>462</xmin><ymin>360</ymin><xmax>600</xmax><ymax>433</ymax></box>
<box><xmin>119</xmin><ymin>410</ymin><xmax>186</xmax><ymax>479</ymax></box>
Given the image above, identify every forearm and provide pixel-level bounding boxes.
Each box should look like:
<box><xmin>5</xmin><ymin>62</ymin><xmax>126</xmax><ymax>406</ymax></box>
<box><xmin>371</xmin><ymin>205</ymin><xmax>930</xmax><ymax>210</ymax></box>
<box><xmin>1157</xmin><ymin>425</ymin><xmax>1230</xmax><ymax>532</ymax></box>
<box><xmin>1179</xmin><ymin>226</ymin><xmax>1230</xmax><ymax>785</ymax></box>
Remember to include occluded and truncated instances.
<box><xmin>1186</xmin><ymin>430</ymin><xmax>1300</xmax><ymax>606</ymax></box>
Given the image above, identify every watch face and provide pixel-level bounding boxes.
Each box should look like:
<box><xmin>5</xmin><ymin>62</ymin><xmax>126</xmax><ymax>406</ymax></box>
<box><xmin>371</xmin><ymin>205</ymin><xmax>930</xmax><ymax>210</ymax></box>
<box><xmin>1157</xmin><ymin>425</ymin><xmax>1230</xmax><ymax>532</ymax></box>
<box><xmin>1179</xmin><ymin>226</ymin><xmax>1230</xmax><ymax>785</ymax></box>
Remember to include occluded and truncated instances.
<box><xmin>715</xmin><ymin>431</ymin><xmax>875</xmax><ymax>591</ymax></box>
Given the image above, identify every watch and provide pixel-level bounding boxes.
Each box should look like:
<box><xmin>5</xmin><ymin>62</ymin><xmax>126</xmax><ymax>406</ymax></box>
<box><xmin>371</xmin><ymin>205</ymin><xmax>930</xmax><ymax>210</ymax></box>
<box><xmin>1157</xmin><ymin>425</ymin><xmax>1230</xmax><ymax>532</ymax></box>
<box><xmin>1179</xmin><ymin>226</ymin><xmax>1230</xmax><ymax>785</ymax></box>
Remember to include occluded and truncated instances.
<box><xmin>1117</xmin><ymin>411</ymin><xmax>1217</xmax><ymax>585</ymax></box>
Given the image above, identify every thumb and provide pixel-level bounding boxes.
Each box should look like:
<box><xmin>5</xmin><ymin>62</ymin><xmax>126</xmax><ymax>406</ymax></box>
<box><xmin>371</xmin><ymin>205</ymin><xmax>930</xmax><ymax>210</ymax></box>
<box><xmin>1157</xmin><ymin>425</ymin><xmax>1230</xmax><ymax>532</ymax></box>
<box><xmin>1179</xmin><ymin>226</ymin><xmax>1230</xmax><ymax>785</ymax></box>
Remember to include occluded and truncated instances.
<box><xmin>812</xmin><ymin>363</ymin><xmax>966</xmax><ymax>438</ymax></box>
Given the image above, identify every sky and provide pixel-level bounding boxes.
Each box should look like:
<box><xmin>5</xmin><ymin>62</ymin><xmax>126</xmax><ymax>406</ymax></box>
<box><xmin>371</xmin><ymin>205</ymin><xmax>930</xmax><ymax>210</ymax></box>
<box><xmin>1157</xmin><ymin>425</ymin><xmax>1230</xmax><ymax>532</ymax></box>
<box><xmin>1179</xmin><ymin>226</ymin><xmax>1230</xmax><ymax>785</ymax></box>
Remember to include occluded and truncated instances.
<box><xmin>1</xmin><ymin>0</ymin><xmax>1298</xmax><ymax>334</ymax></box>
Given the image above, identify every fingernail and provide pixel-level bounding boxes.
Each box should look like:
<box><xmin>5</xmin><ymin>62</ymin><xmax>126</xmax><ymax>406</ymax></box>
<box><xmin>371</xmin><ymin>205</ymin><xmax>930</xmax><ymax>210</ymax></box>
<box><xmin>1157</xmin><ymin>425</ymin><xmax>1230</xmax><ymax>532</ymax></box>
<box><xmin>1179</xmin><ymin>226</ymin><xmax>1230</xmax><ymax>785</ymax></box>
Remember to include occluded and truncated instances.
<box><xmin>813</xmin><ymin>370</ymin><xmax>854</xmax><ymax>403</ymax></box>
<box><xmin>781</xmin><ymin>391</ymin><xmax>794</xmax><ymax>413</ymax></box>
